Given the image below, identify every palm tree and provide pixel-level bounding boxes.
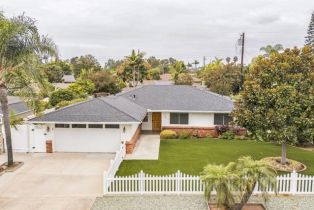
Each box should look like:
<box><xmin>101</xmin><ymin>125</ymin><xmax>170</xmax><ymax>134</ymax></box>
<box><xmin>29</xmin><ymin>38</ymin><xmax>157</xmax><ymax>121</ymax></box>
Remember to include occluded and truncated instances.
<box><xmin>201</xmin><ymin>156</ymin><xmax>277</xmax><ymax>210</ymax></box>
<box><xmin>192</xmin><ymin>60</ymin><xmax>199</xmax><ymax>69</ymax></box>
<box><xmin>260</xmin><ymin>44</ymin><xmax>284</xmax><ymax>56</ymax></box>
<box><xmin>0</xmin><ymin>13</ymin><xmax>57</xmax><ymax>166</ymax></box>
<box><xmin>126</xmin><ymin>49</ymin><xmax>144</xmax><ymax>87</ymax></box>
<box><xmin>201</xmin><ymin>162</ymin><xmax>238</xmax><ymax>209</ymax></box>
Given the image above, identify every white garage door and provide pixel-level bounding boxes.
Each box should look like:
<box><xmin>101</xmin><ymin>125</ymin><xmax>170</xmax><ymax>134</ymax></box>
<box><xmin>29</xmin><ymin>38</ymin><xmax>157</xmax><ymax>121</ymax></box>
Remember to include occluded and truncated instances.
<box><xmin>54</xmin><ymin>126</ymin><xmax>121</xmax><ymax>152</ymax></box>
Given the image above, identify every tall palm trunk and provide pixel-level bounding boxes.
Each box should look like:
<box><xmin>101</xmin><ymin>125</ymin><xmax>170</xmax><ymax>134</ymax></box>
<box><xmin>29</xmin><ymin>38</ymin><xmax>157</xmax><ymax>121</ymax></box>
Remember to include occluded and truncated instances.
<box><xmin>0</xmin><ymin>85</ymin><xmax>13</xmax><ymax>166</ymax></box>
<box><xmin>233</xmin><ymin>182</ymin><xmax>256</xmax><ymax>210</ymax></box>
<box><xmin>132</xmin><ymin>66</ymin><xmax>135</xmax><ymax>87</ymax></box>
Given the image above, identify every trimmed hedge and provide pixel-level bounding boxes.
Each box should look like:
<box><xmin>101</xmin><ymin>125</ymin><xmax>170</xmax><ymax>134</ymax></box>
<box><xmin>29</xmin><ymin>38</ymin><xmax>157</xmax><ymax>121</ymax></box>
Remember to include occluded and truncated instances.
<box><xmin>160</xmin><ymin>130</ymin><xmax>177</xmax><ymax>139</ymax></box>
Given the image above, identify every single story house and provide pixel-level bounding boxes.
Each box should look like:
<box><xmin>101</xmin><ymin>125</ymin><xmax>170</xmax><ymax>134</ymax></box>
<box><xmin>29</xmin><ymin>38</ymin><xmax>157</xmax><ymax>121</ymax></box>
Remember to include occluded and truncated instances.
<box><xmin>0</xmin><ymin>96</ymin><xmax>33</xmax><ymax>153</ymax></box>
<box><xmin>16</xmin><ymin>85</ymin><xmax>234</xmax><ymax>154</ymax></box>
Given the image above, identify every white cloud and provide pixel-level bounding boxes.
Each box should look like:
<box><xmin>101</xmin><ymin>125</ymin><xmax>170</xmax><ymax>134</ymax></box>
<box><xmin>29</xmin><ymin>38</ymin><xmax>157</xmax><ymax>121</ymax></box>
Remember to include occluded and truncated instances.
<box><xmin>1</xmin><ymin>0</ymin><xmax>314</xmax><ymax>64</ymax></box>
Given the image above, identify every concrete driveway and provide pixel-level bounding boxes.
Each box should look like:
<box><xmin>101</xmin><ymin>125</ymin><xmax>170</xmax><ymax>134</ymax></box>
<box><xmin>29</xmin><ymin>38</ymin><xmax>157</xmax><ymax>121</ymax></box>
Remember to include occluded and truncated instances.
<box><xmin>0</xmin><ymin>152</ymin><xmax>114</xmax><ymax>210</ymax></box>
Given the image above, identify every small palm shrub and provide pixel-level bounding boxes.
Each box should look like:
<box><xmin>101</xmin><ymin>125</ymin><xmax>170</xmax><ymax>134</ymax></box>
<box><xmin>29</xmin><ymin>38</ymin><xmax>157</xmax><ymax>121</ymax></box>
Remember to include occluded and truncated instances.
<box><xmin>178</xmin><ymin>130</ymin><xmax>192</xmax><ymax>139</ymax></box>
<box><xmin>200</xmin><ymin>156</ymin><xmax>277</xmax><ymax>210</ymax></box>
<box><xmin>160</xmin><ymin>130</ymin><xmax>177</xmax><ymax>139</ymax></box>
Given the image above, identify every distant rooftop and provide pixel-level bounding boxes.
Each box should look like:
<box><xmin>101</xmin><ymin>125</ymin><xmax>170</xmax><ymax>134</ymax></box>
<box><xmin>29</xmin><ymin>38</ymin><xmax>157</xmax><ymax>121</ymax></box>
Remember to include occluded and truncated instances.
<box><xmin>62</xmin><ymin>75</ymin><xmax>76</xmax><ymax>83</ymax></box>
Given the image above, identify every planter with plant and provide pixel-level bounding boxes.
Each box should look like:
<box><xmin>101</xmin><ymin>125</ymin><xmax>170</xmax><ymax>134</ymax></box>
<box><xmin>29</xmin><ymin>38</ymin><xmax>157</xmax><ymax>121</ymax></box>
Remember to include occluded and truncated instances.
<box><xmin>200</xmin><ymin>156</ymin><xmax>277</xmax><ymax>210</ymax></box>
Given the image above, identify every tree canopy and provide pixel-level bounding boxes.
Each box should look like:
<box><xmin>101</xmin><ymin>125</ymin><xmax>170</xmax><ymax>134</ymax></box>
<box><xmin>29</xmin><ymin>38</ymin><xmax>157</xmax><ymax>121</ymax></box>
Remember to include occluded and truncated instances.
<box><xmin>233</xmin><ymin>46</ymin><xmax>314</xmax><ymax>164</ymax></box>
<box><xmin>305</xmin><ymin>11</ymin><xmax>314</xmax><ymax>47</ymax></box>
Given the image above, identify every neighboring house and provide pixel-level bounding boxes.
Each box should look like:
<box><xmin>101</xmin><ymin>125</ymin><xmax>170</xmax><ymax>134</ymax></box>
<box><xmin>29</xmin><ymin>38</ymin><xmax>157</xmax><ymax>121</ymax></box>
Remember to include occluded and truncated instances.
<box><xmin>53</xmin><ymin>74</ymin><xmax>76</xmax><ymax>89</ymax></box>
<box><xmin>13</xmin><ymin>85</ymin><xmax>234</xmax><ymax>154</ymax></box>
<box><xmin>0</xmin><ymin>96</ymin><xmax>32</xmax><ymax>153</ymax></box>
<box><xmin>62</xmin><ymin>74</ymin><xmax>76</xmax><ymax>83</ymax></box>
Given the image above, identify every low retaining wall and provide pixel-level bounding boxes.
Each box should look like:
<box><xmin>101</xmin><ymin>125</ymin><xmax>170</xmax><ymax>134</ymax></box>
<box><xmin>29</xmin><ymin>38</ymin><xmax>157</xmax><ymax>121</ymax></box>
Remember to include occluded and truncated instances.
<box><xmin>126</xmin><ymin>126</ymin><xmax>141</xmax><ymax>154</ymax></box>
<box><xmin>162</xmin><ymin>126</ymin><xmax>219</xmax><ymax>138</ymax></box>
<box><xmin>162</xmin><ymin>126</ymin><xmax>246</xmax><ymax>138</ymax></box>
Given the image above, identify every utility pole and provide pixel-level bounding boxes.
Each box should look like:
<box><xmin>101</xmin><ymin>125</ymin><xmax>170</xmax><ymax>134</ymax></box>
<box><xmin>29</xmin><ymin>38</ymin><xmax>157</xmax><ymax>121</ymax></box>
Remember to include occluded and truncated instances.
<box><xmin>239</xmin><ymin>32</ymin><xmax>245</xmax><ymax>90</ymax></box>
<box><xmin>203</xmin><ymin>56</ymin><xmax>206</xmax><ymax>68</ymax></box>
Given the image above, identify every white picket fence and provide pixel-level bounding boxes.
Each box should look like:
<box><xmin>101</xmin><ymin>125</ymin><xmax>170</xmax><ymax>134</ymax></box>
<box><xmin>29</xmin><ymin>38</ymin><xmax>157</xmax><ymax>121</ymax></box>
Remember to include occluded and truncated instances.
<box><xmin>103</xmin><ymin>144</ymin><xmax>126</xmax><ymax>193</ymax></box>
<box><xmin>104</xmin><ymin>170</ymin><xmax>314</xmax><ymax>195</ymax></box>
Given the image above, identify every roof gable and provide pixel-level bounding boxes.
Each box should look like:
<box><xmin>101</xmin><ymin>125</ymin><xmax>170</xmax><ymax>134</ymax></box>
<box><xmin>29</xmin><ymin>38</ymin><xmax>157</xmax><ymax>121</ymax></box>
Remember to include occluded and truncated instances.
<box><xmin>29</xmin><ymin>97</ymin><xmax>146</xmax><ymax>123</ymax></box>
<box><xmin>119</xmin><ymin>85</ymin><xmax>234</xmax><ymax>112</ymax></box>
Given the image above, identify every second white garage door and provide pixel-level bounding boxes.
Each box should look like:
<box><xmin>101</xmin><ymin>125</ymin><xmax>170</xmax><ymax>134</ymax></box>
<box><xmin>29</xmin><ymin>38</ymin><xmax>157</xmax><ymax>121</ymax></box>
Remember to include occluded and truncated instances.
<box><xmin>54</xmin><ymin>127</ymin><xmax>121</xmax><ymax>152</ymax></box>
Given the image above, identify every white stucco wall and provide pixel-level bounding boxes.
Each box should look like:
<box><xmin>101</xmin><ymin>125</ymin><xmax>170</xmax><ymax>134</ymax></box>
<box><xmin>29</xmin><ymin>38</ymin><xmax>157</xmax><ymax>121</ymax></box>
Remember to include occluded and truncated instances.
<box><xmin>120</xmin><ymin>123</ymin><xmax>140</xmax><ymax>142</ymax></box>
<box><xmin>141</xmin><ymin>113</ymin><xmax>152</xmax><ymax>130</ymax></box>
<box><xmin>161</xmin><ymin>112</ymin><xmax>214</xmax><ymax>127</ymax></box>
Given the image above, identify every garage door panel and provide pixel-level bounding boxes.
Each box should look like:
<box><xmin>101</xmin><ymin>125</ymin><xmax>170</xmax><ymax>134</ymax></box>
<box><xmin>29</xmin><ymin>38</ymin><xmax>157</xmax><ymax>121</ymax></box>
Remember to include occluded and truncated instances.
<box><xmin>54</xmin><ymin>128</ymin><xmax>121</xmax><ymax>152</ymax></box>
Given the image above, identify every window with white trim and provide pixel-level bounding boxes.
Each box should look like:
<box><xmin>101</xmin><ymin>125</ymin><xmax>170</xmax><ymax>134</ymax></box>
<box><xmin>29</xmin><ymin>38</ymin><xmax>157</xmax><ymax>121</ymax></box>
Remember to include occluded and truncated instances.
<box><xmin>170</xmin><ymin>113</ymin><xmax>189</xmax><ymax>124</ymax></box>
<box><xmin>214</xmin><ymin>114</ymin><xmax>232</xmax><ymax>125</ymax></box>
<box><xmin>55</xmin><ymin>124</ymin><xmax>70</xmax><ymax>128</ymax></box>
<box><xmin>105</xmin><ymin>124</ymin><xmax>120</xmax><ymax>129</ymax></box>
<box><xmin>72</xmin><ymin>124</ymin><xmax>87</xmax><ymax>128</ymax></box>
<box><xmin>88</xmin><ymin>124</ymin><xmax>103</xmax><ymax>128</ymax></box>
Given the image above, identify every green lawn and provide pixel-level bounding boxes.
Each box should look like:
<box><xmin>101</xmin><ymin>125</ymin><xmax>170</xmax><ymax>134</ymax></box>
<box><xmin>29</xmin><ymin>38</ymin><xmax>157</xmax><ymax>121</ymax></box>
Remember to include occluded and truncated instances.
<box><xmin>117</xmin><ymin>138</ymin><xmax>314</xmax><ymax>176</ymax></box>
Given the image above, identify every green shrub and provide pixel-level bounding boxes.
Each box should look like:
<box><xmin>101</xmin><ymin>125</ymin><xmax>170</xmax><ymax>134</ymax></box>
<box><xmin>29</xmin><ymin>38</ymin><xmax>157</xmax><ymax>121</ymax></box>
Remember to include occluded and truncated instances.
<box><xmin>67</xmin><ymin>79</ymin><xmax>95</xmax><ymax>98</ymax></box>
<box><xmin>147</xmin><ymin>68</ymin><xmax>161</xmax><ymax>80</ymax></box>
<box><xmin>219</xmin><ymin>131</ymin><xmax>235</xmax><ymax>140</ymax></box>
<box><xmin>56</xmin><ymin>98</ymin><xmax>86</xmax><ymax>109</ymax></box>
<box><xmin>178</xmin><ymin>130</ymin><xmax>192</xmax><ymax>139</ymax></box>
<box><xmin>174</xmin><ymin>73</ymin><xmax>193</xmax><ymax>85</ymax></box>
<box><xmin>49</xmin><ymin>89</ymin><xmax>75</xmax><ymax>106</ymax></box>
<box><xmin>160</xmin><ymin>130</ymin><xmax>177</xmax><ymax>139</ymax></box>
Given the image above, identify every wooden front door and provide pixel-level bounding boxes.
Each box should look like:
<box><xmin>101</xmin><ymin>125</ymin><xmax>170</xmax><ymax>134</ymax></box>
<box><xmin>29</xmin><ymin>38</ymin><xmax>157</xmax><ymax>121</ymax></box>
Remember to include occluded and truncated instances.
<box><xmin>152</xmin><ymin>112</ymin><xmax>162</xmax><ymax>131</ymax></box>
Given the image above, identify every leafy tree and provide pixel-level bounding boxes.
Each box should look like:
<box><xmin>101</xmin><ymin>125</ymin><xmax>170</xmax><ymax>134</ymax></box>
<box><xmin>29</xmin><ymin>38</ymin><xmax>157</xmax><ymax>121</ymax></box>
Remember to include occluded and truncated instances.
<box><xmin>104</xmin><ymin>58</ymin><xmax>123</xmax><ymax>70</ymax></box>
<box><xmin>170</xmin><ymin>61</ymin><xmax>186</xmax><ymax>82</ymax></box>
<box><xmin>49</xmin><ymin>89</ymin><xmax>75</xmax><ymax>106</ymax></box>
<box><xmin>56</xmin><ymin>60</ymin><xmax>72</xmax><ymax>75</ymax></box>
<box><xmin>201</xmin><ymin>156</ymin><xmax>276</xmax><ymax>210</ymax></box>
<box><xmin>67</xmin><ymin>79</ymin><xmax>95</xmax><ymax>98</ymax></box>
<box><xmin>147</xmin><ymin>67</ymin><xmax>161</xmax><ymax>80</ymax></box>
<box><xmin>305</xmin><ymin>11</ymin><xmax>314</xmax><ymax>47</ymax></box>
<box><xmin>175</xmin><ymin>73</ymin><xmax>193</xmax><ymax>85</ymax></box>
<box><xmin>200</xmin><ymin>58</ymin><xmax>241</xmax><ymax>95</ymax></box>
<box><xmin>41</xmin><ymin>62</ymin><xmax>64</xmax><ymax>83</ymax></box>
<box><xmin>260</xmin><ymin>44</ymin><xmax>284</xmax><ymax>56</ymax></box>
<box><xmin>70</xmin><ymin>54</ymin><xmax>101</xmax><ymax>77</ymax></box>
<box><xmin>233</xmin><ymin>46</ymin><xmax>314</xmax><ymax>164</ymax></box>
<box><xmin>117</xmin><ymin>50</ymin><xmax>150</xmax><ymax>86</ymax></box>
<box><xmin>0</xmin><ymin>13</ymin><xmax>57</xmax><ymax>165</ymax></box>
<box><xmin>87</xmin><ymin>70</ymin><xmax>123</xmax><ymax>94</ymax></box>
<box><xmin>147</xmin><ymin>56</ymin><xmax>160</xmax><ymax>68</ymax></box>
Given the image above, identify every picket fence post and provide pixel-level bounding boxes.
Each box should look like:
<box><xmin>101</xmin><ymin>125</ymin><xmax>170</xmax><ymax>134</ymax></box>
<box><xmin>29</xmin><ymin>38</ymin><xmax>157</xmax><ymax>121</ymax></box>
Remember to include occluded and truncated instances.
<box><xmin>139</xmin><ymin>170</ymin><xmax>144</xmax><ymax>194</ymax></box>
<box><xmin>103</xmin><ymin>171</ymin><xmax>108</xmax><ymax>193</ymax></box>
<box><xmin>290</xmin><ymin>171</ymin><xmax>298</xmax><ymax>195</ymax></box>
<box><xmin>176</xmin><ymin>170</ymin><xmax>181</xmax><ymax>194</ymax></box>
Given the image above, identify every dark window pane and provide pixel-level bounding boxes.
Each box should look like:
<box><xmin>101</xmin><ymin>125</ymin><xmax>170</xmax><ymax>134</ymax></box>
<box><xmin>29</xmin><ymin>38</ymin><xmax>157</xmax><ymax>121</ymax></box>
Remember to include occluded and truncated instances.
<box><xmin>214</xmin><ymin>114</ymin><xmax>224</xmax><ymax>125</ymax></box>
<box><xmin>170</xmin><ymin>113</ymin><xmax>179</xmax><ymax>124</ymax></box>
<box><xmin>224</xmin><ymin>115</ymin><xmax>232</xmax><ymax>125</ymax></box>
<box><xmin>105</xmin><ymin>124</ymin><xmax>120</xmax><ymax>129</ymax></box>
<box><xmin>55</xmin><ymin>124</ymin><xmax>70</xmax><ymax>128</ymax></box>
<box><xmin>180</xmin><ymin>113</ymin><xmax>189</xmax><ymax>124</ymax></box>
<box><xmin>72</xmin><ymin>124</ymin><xmax>86</xmax><ymax>128</ymax></box>
<box><xmin>88</xmin><ymin>124</ymin><xmax>103</xmax><ymax>128</ymax></box>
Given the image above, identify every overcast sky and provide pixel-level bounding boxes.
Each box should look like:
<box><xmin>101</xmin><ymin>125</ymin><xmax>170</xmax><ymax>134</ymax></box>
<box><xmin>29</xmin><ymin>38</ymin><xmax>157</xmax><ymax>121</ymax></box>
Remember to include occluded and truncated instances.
<box><xmin>2</xmin><ymin>0</ymin><xmax>314</xmax><ymax>64</ymax></box>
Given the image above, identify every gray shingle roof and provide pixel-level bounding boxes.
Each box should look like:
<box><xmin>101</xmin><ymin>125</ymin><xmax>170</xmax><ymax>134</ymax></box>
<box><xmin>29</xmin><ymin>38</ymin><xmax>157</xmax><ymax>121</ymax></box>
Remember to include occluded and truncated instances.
<box><xmin>29</xmin><ymin>97</ymin><xmax>147</xmax><ymax>123</ymax></box>
<box><xmin>119</xmin><ymin>85</ymin><xmax>233</xmax><ymax>112</ymax></box>
<box><xmin>0</xmin><ymin>96</ymin><xmax>30</xmax><ymax>116</ymax></box>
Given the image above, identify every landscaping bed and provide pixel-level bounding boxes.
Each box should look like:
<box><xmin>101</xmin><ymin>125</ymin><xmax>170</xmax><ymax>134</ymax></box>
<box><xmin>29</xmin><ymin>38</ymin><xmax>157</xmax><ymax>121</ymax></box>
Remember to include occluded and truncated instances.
<box><xmin>117</xmin><ymin>138</ymin><xmax>314</xmax><ymax>176</ymax></box>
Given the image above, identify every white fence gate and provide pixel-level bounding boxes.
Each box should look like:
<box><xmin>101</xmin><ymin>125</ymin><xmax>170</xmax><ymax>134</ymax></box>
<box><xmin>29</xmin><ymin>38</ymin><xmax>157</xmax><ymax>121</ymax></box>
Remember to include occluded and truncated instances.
<box><xmin>104</xmin><ymin>170</ymin><xmax>314</xmax><ymax>195</ymax></box>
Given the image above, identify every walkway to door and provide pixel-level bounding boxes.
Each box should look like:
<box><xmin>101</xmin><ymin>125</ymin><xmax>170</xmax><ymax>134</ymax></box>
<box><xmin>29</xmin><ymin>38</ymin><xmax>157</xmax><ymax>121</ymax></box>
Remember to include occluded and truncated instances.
<box><xmin>125</xmin><ymin>134</ymin><xmax>160</xmax><ymax>160</ymax></box>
